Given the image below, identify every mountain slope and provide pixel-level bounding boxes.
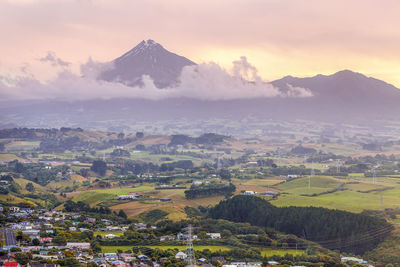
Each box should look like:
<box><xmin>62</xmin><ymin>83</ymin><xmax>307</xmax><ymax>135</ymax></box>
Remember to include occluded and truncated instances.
<box><xmin>99</xmin><ymin>39</ymin><xmax>196</xmax><ymax>88</ymax></box>
<box><xmin>271</xmin><ymin>70</ymin><xmax>400</xmax><ymax>108</ymax></box>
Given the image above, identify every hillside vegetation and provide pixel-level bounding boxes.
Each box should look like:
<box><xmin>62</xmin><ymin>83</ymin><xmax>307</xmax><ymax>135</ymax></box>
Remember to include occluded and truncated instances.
<box><xmin>209</xmin><ymin>195</ymin><xmax>393</xmax><ymax>255</ymax></box>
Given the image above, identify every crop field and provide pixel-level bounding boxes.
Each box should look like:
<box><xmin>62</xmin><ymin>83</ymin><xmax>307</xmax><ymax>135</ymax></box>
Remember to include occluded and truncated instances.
<box><xmin>261</xmin><ymin>248</ymin><xmax>305</xmax><ymax>257</ymax></box>
<box><xmin>0</xmin><ymin>153</ymin><xmax>24</xmax><ymax>162</ymax></box>
<box><xmin>71</xmin><ymin>185</ymin><xmax>155</xmax><ymax>206</ymax></box>
<box><xmin>277</xmin><ymin>176</ymin><xmax>339</xmax><ymax>195</ymax></box>
<box><xmin>4</xmin><ymin>141</ymin><xmax>40</xmax><ymax>151</ymax></box>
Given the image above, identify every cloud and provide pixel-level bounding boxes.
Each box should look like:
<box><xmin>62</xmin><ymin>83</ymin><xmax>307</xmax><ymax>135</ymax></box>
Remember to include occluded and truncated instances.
<box><xmin>39</xmin><ymin>51</ymin><xmax>70</xmax><ymax>67</ymax></box>
<box><xmin>0</xmin><ymin>56</ymin><xmax>312</xmax><ymax>101</ymax></box>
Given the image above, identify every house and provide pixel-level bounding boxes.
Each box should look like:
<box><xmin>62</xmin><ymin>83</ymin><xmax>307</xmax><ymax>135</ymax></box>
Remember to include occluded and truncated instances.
<box><xmin>105</xmin><ymin>234</ymin><xmax>118</xmax><ymax>239</ymax></box>
<box><xmin>4</xmin><ymin>262</ymin><xmax>21</xmax><ymax>267</ymax></box>
<box><xmin>112</xmin><ymin>260</ymin><xmax>126</xmax><ymax>267</ymax></box>
<box><xmin>92</xmin><ymin>258</ymin><xmax>107</xmax><ymax>267</ymax></box>
<box><xmin>118</xmin><ymin>195</ymin><xmax>138</xmax><ymax>200</ymax></box>
<box><xmin>28</xmin><ymin>263</ymin><xmax>60</xmax><ymax>267</ymax></box>
<box><xmin>175</xmin><ymin>251</ymin><xmax>187</xmax><ymax>260</ymax></box>
<box><xmin>160</xmin><ymin>235</ymin><xmax>175</xmax><ymax>241</ymax></box>
<box><xmin>341</xmin><ymin>256</ymin><xmax>367</xmax><ymax>264</ymax></box>
<box><xmin>104</xmin><ymin>252</ymin><xmax>118</xmax><ymax>262</ymax></box>
<box><xmin>66</xmin><ymin>242</ymin><xmax>91</xmax><ymax>250</ymax></box>
<box><xmin>137</xmin><ymin>254</ymin><xmax>149</xmax><ymax>262</ymax></box>
<box><xmin>134</xmin><ymin>223</ymin><xmax>147</xmax><ymax>230</ymax></box>
<box><xmin>198</xmin><ymin>258</ymin><xmax>207</xmax><ymax>264</ymax></box>
<box><xmin>206</xmin><ymin>233</ymin><xmax>221</xmax><ymax>239</ymax></box>
<box><xmin>177</xmin><ymin>232</ymin><xmax>199</xmax><ymax>241</ymax></box>
<box><xmin>260</xmin><ymin>191</ymin><xmax>278</xmax><ymax>197</ymax></box>
<box><xmin>40</xmin><ymin>237</ymin><xmax>53</xmax><ymax>243</ymax></box>
<box><xmin>119</xmin><ymin>253</ymin><xmax>136</xmax><ymax>263</ymax></box>
<box><xmin>243</xmin><ymin>191</ymin><xmax>256</xmax><ymax>195</ymax></box>
<box><xmin>9</xmin><ymin>207</ymin><xmax>20</xmax><ymax>213</ymax></box>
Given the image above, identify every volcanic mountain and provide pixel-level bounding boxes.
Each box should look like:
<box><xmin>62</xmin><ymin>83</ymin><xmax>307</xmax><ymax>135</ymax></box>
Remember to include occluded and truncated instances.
<box><xmin>99</xmin><ymin>39</ymin><xmax>196</xmax><ymax>88</ymax></box>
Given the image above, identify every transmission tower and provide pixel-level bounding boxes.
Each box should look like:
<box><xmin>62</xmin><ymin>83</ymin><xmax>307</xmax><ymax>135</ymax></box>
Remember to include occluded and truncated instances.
<box><xmin>308</xmin><ymin>161</ymin><xmax>316</xmax><ymax>189</ymax></box>
<box><xmin>336</xmin><ymin>159</ymin><xmax>341</xmax><ymax>173</ymax></box>
<box><xmin>372</xmin><ymin>168</ymin><xmax>377</xmax><ymax>184</ymax></box>
<box><xmin>277</xmin><ymin>147</ymin><xmax>281</xmax><ymax>164</ymax></box>
<box><xmin>186</xmin><ymin>224</ymin><xmax>195</xmax><ymax>267</ymax></box>
<box><xmin>310</xmin><ymin>161</ymin><xmax>315</xmax><ymax>177</ymax></box>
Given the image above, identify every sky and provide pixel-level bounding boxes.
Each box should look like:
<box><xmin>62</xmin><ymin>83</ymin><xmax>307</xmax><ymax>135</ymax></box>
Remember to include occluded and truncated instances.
<box><xmin>0</xmin><ymin>0</ymin><xmax>400</xmax><ymax>88</ymax></box>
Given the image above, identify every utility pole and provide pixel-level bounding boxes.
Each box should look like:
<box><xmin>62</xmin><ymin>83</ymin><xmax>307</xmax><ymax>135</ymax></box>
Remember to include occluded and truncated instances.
<box><xmin>373</xmin><ymin>168</ymin><xmax>377</xmax><ymax>184</ymax></box>
<box><xmin>186</xmin><ymin>225</ymin><xmax>195</xmax><ymax>267</ymax></box>
<box><xmin>309</xmin><ymin>162</ymin><xmax>314</xmax><ymax>189</ymax></box>
<box><xmin>336</xmin><ymin>159</ymin><xmax>341</xmax><ymax>173</ymax></box>
<box><xmin>277</xmin><ymin>147</ymin><xmax>281</xmax><ymax>165</ymax></box>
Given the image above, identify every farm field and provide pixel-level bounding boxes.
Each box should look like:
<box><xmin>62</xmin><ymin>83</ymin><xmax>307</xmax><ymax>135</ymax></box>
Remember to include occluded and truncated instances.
<box><xmin>260</xmin><ymin>248</ymin><xmax>305</xmax><ymax>257</ymax></box>
<box><xmin>272</xmin><ymin>176</ymin><xmax>400</xmax><ymax>212</ymax></box>
<box><xmin>0</xmin><ymin>153</ymin><xmax>25</xmax><ymax>162</ymax></box>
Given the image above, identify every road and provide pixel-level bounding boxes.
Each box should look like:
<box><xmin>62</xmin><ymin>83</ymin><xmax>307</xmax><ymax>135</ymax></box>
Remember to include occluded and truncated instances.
<box><xmin>3</xmin><ymin>229</ymin><xmax>16</xmax><ymax>246</ymax></box>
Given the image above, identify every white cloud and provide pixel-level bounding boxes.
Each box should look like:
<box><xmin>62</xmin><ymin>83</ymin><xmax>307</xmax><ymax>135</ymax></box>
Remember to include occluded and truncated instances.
<box><xmin>0</xmin><ymin>55</ymin><xmax>312</xmax><ymax>101</ymax></box>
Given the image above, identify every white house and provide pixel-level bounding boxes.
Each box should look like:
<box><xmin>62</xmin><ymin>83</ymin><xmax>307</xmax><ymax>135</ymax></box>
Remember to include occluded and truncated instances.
<box><xmin>175</xmin><ymin>251</ymin><xmax>187</xmax><ymax>260</ymax></box>
<box><xmin>207</xmin><ymin>233</ymin><xmax>221</xmax><ymax>239</ymax></box>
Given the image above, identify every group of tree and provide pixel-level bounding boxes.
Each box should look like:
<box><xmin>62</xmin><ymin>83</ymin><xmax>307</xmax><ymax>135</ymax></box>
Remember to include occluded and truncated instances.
<box><xmin>184</xmin><ymin>183</ymin><xmax>236</xmax><ymax>199</ymax></box>
<box><xmin>64</xmin><ymin>200</ymin><xmax>112</xmax><ymax>214</ymax></box>
<box><xmin>209</xmin><ymin>195</ymin><xmax>392</xmax><ymax>255</ymax></box>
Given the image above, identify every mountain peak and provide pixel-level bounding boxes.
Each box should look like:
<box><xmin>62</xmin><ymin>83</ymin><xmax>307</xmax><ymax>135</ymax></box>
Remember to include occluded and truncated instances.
<box><xmin>117</xmin><ymin>39</ymin><xmax>164</xmax><ymax>62</ymax></box>
<box><xmin>99</xmin><ymin>39</ymin><xmax>196</xmax><ymax>88</ymax></box>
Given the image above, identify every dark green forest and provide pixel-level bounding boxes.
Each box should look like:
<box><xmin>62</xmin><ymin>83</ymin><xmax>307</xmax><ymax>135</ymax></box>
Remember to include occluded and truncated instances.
<box><xmin>208</xmin><ymin>195</ymin><xmax>392</xmax><ymax>254</ymax></box>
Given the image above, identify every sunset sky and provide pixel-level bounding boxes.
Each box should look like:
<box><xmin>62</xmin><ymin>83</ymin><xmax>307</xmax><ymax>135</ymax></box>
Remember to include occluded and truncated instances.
<box><xmin>1</xmin><ymin>0</ymin><xmax>400</xmax><ymax>86</ymax></box>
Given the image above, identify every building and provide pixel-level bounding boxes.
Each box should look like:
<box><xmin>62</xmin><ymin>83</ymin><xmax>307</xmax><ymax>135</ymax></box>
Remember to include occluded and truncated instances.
<box><xmin>175</xmin><ymin>251</ymin><xmax>187</xmax><ymax>260</ymax></box>
<box><xmin>65</xmin><ymin>242</ymin><xmax>90</xmax><ymax>250</ymax></box>
<box><xmin>207</xmin><ymin>233</ymin><xmax>221</xmax><ymax>239</ymax></box>
<box><xmin>9</xmin><ymin>207</ymin><xmax>20</xmax><ymax>213</ymax></box>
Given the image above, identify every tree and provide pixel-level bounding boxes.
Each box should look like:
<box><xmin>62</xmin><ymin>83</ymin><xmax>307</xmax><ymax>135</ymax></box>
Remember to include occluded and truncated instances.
<box><xmin>91</xmin><ymin>160</ymin><xmax>107</xmax><ymax>176</ymax></box>
<box><xmin>219</xmin><ymin>169</ymin><xmax>231</xmax><ymax>180</ymax></box>
<box><xmin>32</xmin><ymin>238</ymin><xmax>40</xmax><ymax>246</ymax></box>
<box><xmin>136</xmin><ymin>132</ymin><xmax>144</xmax><ymax>139</ymax></box>
<box><xmin>53</xmin><ymin>235</ymin><xmax>67</xmax><ymax>246</ymax></box>
<box><xmin>14</xmin><ymin>252</ymin><xmax>31</xmax><ymax>265</ymax></box>
<box><xmin>14</xmin><ymin>161</ymin><xmax>24</xmax><ymax>173</ymax></box>
<box><xmin>26</xmin><ymin>182</ymin><xmax>35</xmax><ymax>193</ymax></box>
<box><xmin>118</xmin><ymin>209</ymin><xmax>127</xmax><ymax>219</ymax></box>
<box><xmin>58</xmin><ymin>257</ymin><xmax>80</xmax><ymax>267</ymax></box>
<box><xmin>80</xmin><ymin>168</ymin><xmax>90</xmax><ymax>177</ymax></box>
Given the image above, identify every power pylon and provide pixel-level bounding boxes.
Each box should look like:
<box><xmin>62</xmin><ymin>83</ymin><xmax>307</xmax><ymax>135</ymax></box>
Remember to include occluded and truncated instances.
<box><xmin>186</xmin><ymin>224</ymin><xmax>195</xmax><ymax>267</ymax></box>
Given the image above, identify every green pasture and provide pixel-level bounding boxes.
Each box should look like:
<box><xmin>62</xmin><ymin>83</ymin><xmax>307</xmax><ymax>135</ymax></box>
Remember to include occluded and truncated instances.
<box><xmin>73</xmin><ymin>185</ymin><xmax>155</xmax><ymax>205</ymax></box>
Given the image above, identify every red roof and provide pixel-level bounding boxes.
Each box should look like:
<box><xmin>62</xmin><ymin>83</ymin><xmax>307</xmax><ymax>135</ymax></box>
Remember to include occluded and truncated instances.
<box><xmin>4</xmin><ymin>263</ymin><xmax>20</xmax><ymax>267</ymax></box>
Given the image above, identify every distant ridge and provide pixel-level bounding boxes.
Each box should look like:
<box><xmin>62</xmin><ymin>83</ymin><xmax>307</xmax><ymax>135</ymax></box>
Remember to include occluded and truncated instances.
<box><xmin>99</xmin><ymin>39</ymin><xmax>196</xmax><ymax>88</ymax></box>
